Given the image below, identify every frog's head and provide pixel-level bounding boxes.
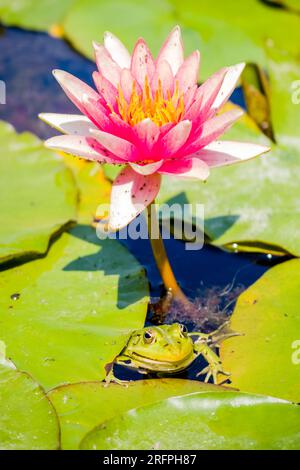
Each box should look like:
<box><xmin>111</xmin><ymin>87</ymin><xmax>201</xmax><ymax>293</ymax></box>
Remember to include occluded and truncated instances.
<box><xmin>126</xmin><ymin>323</ymin><xmax>194</xmax><ymax>365</ymax></box>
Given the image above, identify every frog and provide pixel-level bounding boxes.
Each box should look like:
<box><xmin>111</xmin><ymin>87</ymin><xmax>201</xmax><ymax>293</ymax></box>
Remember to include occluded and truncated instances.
<box><xmin>104</xmin><ymin>322</ymin><xmax>238</xmax><ymax>386</ymax></box>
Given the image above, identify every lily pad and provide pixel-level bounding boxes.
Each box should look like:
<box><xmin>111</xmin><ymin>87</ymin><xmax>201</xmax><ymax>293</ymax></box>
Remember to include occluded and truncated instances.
<box><xmin>221</xmin><ymin>259</ymin><xmax>300</xmax><ymax>403</ymax></box>
<box><xmin>158</xmin><ymin>108</ymin><xmax>300</xmax><ymax>256</ymax></box>
<box><xmin>0</xmin><ymin>225</ymin><xmax>148</xmax><ymax>390</ymax></box>
<box><xmin>80</xmin><ymin>391</ymin><xmax>300</xmax><ymax>450</ymax></box>
<box><xmin>267</xmin><ymin>47</ymin><xmax>300</xmax><ymax>145</ymax></box>
<box><xmin>63</xmin><ymin>0</ymin><xmax>179</xmax><ymax>60</ymax></box>
<box><xmin>62</xmin><ymin>154</ymin><xmax>111</xmax><ymax>224</ymax></box>
<box><xmin>48</xmin><ymin>379</ymin><xmax>225</xmax><ymax>449</ymax></box>
<box><xmin>173</xmin><ymin>0</ymin><xmax>300</xmax><ymax>79</ymax></box>
<box><xmin>0</xmin><ymin>364</ymin><xmax>60</xmax><ymax>449</ymax></box>
<box><xmin>0</xmin><ymin>121</ymin><xmax>77</xmax><ymax>264</ymax></box>
<box><xmin>0</xmin><ymin>0</ymin><xmax>73</xmax><ymax>31</ymax></box>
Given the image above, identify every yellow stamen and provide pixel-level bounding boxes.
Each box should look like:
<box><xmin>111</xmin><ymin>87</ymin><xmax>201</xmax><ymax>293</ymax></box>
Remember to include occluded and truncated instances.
<box><xmin>116</xmin><ymin>76</ymin><xmax>185</xmax><ymax>127</ymax></box>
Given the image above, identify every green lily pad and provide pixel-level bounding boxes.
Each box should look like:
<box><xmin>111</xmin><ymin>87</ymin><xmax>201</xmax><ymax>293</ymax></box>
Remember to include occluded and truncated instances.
<box><xmin>0</xmin><ymin>121</ymin><xmax>77</xmax><ymax>265</ymax></box>
<box><xmin>0</xmin><ymin>0</ymin><xmax>73</xmax><ymax>31</ymax></box>
<box><xmin>221</xmin><ymin>259</ymin><xmax>300</xmax><ymax>404</ymax></box>
<box><xmin>63</xmin><ymin>0</ymin><xmax>179</xmax><ymax>60</ymax></box>
<box><xmin>0</xmin><ymin>364</ymin><xmax>60</xmax><ymax>449</ymax></box>
<box><xmin>80</xmin><ymin>391</ymin><xmax>300</xmax><ymax>450</ymax></box>
<box><xmin>48</xmin><ymin>379</ymin><xmax>225</xmax><ymax>449</ymax></box>
<box><xmin>62</xmin><ymin>155</ymin><xmax>111</xmax><ymax>224</ymax></box>
<box><xmin>0</xmin><ymin>225</ymin><xmax>148</xmax><ymax>390</ymax></box>
<box><xmin>158</xmin><ymin>109</ymin><xmax>300</xmax><ymax>256</ymax></box>
<box><xmin>267</xmin><ymin>47</ymin><xmax>300</xmax><ymax>145</ymax></box>
<box><xmin>173</xmin><ymin>0</ymin><xmax>300</xmax><ymax>79</ymax></box>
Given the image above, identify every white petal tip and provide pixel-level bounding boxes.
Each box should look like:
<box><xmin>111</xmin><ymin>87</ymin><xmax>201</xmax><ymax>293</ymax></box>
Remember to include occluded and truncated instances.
<box><xmin>92</xmin><ymin>40</ymin><xmax>101</xmax><ymax>51</ymax></box>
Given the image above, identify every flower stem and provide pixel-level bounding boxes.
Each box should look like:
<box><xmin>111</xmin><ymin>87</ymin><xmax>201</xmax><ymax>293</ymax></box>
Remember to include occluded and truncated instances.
<box><xmin>147</xmin><ymin>200</ymin><xmax>190</xmax><ymax>305</ymax></box>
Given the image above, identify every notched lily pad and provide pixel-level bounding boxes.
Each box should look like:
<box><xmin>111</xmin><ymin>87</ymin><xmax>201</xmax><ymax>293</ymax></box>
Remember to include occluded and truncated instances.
<box><xmin>0</xmin><ymin>121</ymin><xmax>77</xmax><ymax>264</ymax></box>
<box><xmin>0</xmin><ymin>364</ymin><xmax>60</xmax><ymax>450</ymax></box>
<box><xmin>80</xmin><ymin>391</ymin><xmax>300</xmax><ymax>450</ymax></box>
<box><xmin>221</xmin><ymin>259</ymin><xmax>300</xmax><ymax>403</ymax></box>
<box><xmin>48</xmin><ymin>378</ymin><xmax>225</xmax><ymax>449</ymax></box>
<box><xmin>0</xmin><ymin>225</ymin><xmax>148</xmax><ymax>390</ymax></box>
<box><xmin>158</xmin><ymin>108</ymin><xmax>300</xmax><ymax>256</ymax></box>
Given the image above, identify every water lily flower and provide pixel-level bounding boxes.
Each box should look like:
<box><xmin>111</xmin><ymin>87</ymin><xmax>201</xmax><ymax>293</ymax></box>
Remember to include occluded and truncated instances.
<box><xmin>40</xmin><ymin>26</ymin><xmax>269</xmax><ymax>232</ymax></box>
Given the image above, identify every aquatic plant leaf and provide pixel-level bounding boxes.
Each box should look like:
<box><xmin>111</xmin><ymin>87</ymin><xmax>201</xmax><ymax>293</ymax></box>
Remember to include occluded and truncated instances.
<box><xmin>48</xmin><ymin>379</ymin><xmax>225</xmax><ymax>449</ymax></box>
<box><xmin>173</xmin><ymin>0</ymin><xmax>300</xmax><ymax>79</ymax></box>
<box><xmin>80</xmin><ymin>391</ymin><xmax>300</xmax><ymax>450</ymax></box>
<box><xmin>158</xmin><ymin>107</ymin><xmax>300</xmax><ymax>256</ymax></box>
<box><xmin>0</xmin><ymin>225</ymin><xmax>148</xmax><ymax>390</ymax></box>
<box><xmin>62</xmin><ymin>154</ymin><xmax>111</xmax><ymax>224</ymax></box>
<box><xmin>0</xmin><ymin>121</ymin><xmax>77</xmax><ymax>264</ymax></box>
<box><xmin>0</xmin><ymin>364</ymin><xmax>60</xmax><ymax>449</ymax></box>
<box><xmin>63</xmin><ymin>0</ymin><xmax>179</xmax><ymax>60</ymax></box>
<box><xmin>0</xmin><ymin>0</ymin><xmax>73</xmax><ymax>32</ymax></box>
<box><xmin>221</xmin><ymin>259</ymin><xmax>300</xmax><ymax>403</ymax></box>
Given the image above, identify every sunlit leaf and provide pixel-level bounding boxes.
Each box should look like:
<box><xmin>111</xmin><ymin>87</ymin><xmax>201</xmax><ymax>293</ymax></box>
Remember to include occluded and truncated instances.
<box><xmin>0</xmin><ymin>121</ymin><xmax>77</xmax><ymax>265</ymax></box>
<box><xmin>0</xmin><ymin>225</ymin><xmax>148</xmax><ymax>390</ymax></box>
<box><xmin>158</xmin><ymin>108</ymin><xmax>300</xmax><ymax>256</ymax></box>
<box><xmin>80</xmin><ymin>391</ymin><xmax>300</xmax><ymax>450</ymax></box>
<box><xmin>0</xmin><ymin>364</ymin><xmax>60</xmax><ymax>450</ymax></box>
<box><xmin>48</xmin><ymin>379</ymin><xmax>225</xmax><ymax>449</ymax></box>
<box><xmin>221</xmin><ymin>259</ymin><xmax>300</xmax><ymax>403</ymax></box>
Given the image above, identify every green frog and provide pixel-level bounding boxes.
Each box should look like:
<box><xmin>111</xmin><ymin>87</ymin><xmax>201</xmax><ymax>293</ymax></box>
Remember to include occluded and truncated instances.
<box><xmin>105</xmin><ymin>322</ymin><xmax>237</xmax><ymax>386</ymax></box>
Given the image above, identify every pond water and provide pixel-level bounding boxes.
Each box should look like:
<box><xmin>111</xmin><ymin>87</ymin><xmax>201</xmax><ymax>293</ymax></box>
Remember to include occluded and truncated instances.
<box><xmin>0</xmin><ymin>26</ymin><xmax>285</xmax><ymax>381</ymax></box>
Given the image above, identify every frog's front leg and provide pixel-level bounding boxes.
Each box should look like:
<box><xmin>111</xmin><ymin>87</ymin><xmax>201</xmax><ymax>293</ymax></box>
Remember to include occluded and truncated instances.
<box><xmin>104</xmin><ymin>355</ymin><xmax>134</xmax><ymax>387</ymax></box>
<box><xmin>194</xmin><ymin>342</ymin><xmax>230</xmax><ymax>384</ymax></box>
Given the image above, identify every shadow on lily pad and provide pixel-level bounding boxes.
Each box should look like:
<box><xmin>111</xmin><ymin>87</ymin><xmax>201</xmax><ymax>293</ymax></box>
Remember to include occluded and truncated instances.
<box><xmin>64</xmin><ymin>225</ymin><xmax>147</xmax><ymax>309</ymax></box>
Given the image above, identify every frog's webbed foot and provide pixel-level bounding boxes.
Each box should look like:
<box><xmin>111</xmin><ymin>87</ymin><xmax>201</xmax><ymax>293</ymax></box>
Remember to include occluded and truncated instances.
<box><xmin>104</xmin><ymin>368</ymin><xmax>130</xmax><ymax>387</ymax></box>
<box><xmin>104</xmin><ymin>361</ymin><xmax>130</xmax><ymax>388</ymax></box>
<box><xmin>197</xmin><ymin>362</ymin><xmax>230</xmax><ymax>385</ymax></box>
<box><xmin>207</xmin><ymin>321</ymin><xmax>242</xmax><ymax>348</ymax></box>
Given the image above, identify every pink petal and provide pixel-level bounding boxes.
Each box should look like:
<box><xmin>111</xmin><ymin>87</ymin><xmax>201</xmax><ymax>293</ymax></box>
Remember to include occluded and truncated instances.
<box><xmin>194</xmin><ymin>140</ymin><xmax>270</xmax><ymax>167</ymax></box>
<box><xmin>92</xmin><ymin>71</ymin><xmax>118</xmax><ymax>110</ymax></box>
<box><xmin>120</xmin><ymin>68</ymin><xmax>140</xmax><ymax>102</ymax></box>
<box><xmin>175</xmin><ymin>50</ymin><xmax>200</xmax><ymax>93</ymax></box>
<box><xmin>133</xmin><ymin>118</ymin><xmax>160</xmax><ymax>154</ymax></box>
<box><xmin>39</xmin><ymin>113</ymin><xmax>97</xmax><ymax>135</ymax></box>
<box><xmin>183</xmin><ymin>84</ymin><xmax>197</xmax><ymax>110</ymax></box>
<box><xmin>159</xmin><ymin>157</ymin><xmax>209</xmax><ymax>180</ymax></box>
<box><xmin>81</xmin><ymin>94</ymin><xmax>111</xmax><ymax>129</ymax></box>
<box><xmin>156</xmin><ymin>26</ymin><xmax>184</xmax><ymax>75</ymax></box>
<box><xmin>107</xmin><ymin>113</ymin><xmax>135</xmax><ymax>141</ymax></box>
<box><xmin>52</xmin><ymin>70</ymin><xmax>99</xmax><ymax>115</ymax></box>
<box><xmin>186</xmin><ymin>68</ymin><xmax>227</xmax><ymax>122</ymax></box>
<box><xmin>186</xmin><ymin>109</ymin><xmax>244</xmax><ymax>153</ymax></box>
<box><xmin>212</xmin><ymin>63</ymin><xmax>245</xmax><ymax>111</ymax></box>
<box><xmin>130</xmin><ymin>160</ymin><xmax>163</xmax><ymax>175</ymax></box>
<box><xmin>44</xmin><ymin>135</ymin><xmax>124</xmax><ymax>163</ymax></box>
<box><xmin>131</xmin><ymin>38</ymin><xmax>155</xmax><ymax>87</ymax></box>
<box><xmin>103</xmin><ymin>31</ymin><xmax>131</xmax><ymax>69</ymax></box>
<box><xmin>159</xmin><ymin>120</ymin><xmax>192</xmax><ymax>156</ymax></box>
<box><xmin>93</xmin><ymin>43</ymin><xmax>121</xmax><ymax>88</ymax></box>
<box><xmin>151</xmin><ymin>60</ymin><xmax>174</xmax><ymax>96</ymax></box>
<box><xmin>90</xmin><ymin>129</ymin><xmax>139</xmax><ymax>161</ymax></box>
<box><xmin>109</xmin><ymin>166</ymin><xmax>161</xmax><ymax>230</ymax></box>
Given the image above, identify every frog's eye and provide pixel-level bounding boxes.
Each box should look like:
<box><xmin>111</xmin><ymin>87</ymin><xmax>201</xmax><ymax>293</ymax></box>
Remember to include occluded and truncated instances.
<box><xmin>143</xmin><ymin>330</ymin><xmax>156</xmax><ymax>344</ymax></box>
<box><xmin>180</xmin><ymin>324</ymin><xmax>188</xmax><ymax>337</ymax></box>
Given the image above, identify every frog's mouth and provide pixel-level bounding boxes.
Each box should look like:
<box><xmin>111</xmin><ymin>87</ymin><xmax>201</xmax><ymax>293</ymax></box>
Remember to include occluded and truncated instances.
<box><xmin>130</xmin><ymin>350</ymin><xmax>193</xmax><ymax>369</ymax></box>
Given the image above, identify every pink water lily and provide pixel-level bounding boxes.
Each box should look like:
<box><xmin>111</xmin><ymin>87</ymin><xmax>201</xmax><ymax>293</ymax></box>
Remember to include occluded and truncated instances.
<box><xmin>40</xmin><ymin>26</ymin><xmax>269</xmax><ymax>230</ymax></box>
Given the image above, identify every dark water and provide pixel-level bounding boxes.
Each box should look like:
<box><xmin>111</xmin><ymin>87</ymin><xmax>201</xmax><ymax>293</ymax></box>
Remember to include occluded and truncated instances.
<box><xmin>0</xmin><ymin>26</ymin><xmax>282</xmax><ymax>381</ymax></box>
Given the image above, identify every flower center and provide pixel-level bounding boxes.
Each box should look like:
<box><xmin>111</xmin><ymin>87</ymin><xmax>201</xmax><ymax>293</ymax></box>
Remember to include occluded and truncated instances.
<box><xmin>116</xmin><ymin>77</ymin><xmax>185</xmax><ymax>127</ymax></box>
